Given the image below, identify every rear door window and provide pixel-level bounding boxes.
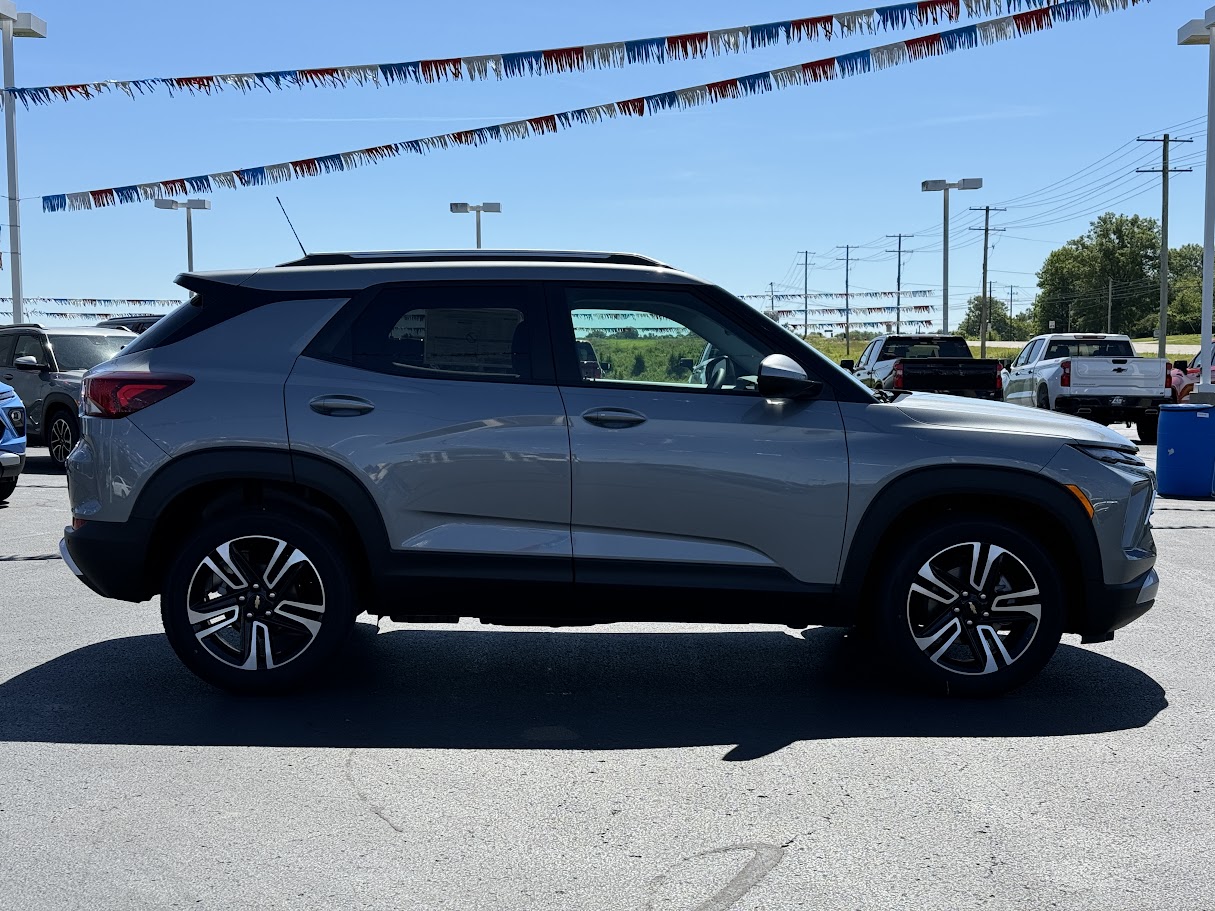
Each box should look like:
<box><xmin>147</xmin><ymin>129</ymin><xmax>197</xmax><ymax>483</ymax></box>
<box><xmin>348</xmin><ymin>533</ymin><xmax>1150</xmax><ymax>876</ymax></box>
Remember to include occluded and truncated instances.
<box><xmin>312</xmin><ymin>283</ymin><xmax>551</xmax><ymax>384</ymax></box>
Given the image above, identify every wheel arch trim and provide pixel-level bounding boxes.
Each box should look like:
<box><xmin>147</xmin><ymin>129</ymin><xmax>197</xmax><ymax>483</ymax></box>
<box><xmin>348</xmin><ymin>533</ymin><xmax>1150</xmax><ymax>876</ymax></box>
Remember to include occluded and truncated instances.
<box><xmin>841</xmin><ymin>465</ymin><xmax>1102</xmax><ymax>627</ymax></box>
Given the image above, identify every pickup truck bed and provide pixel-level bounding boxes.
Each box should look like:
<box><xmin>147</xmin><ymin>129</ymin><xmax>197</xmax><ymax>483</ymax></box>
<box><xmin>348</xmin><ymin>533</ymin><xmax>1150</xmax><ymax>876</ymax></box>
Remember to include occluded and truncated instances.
<box><xmin>848</xmin><ymin>335</ymin><xmax>1002</xmax><ymax>400</ymax></box>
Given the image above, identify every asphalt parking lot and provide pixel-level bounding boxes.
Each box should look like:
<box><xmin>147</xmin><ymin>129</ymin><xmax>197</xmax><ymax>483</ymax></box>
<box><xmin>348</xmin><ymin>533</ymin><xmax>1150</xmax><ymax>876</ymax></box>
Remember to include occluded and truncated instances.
<box><xmin>2</xmin><ymin>436</ymin><xmax>1213</xmax><ymax>911</ymax></box>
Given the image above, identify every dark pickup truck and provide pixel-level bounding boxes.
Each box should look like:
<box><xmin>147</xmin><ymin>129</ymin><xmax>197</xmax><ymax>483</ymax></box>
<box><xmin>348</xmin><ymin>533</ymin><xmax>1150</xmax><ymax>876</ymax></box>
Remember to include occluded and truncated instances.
<box><xmin>843</xmin><ymin>334</ymin><xmax>1002</xmax><ymax>400</ymax></box>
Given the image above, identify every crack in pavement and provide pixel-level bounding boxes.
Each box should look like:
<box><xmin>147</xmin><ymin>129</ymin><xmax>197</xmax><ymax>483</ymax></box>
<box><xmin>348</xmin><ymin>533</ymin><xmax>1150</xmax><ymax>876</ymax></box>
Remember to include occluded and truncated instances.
<box><xmin>0</xmin><ymin>553</ymin><xmax>62</xmax><ymax>561</ymax></box>
<box><xmin>647</xmin><ymin>843</ymin><xmax>786</xmax><ymax>911</ymax></box>
<box><xmin>343</xmin><ymin>748</ymin><xmax>406</xmax><ymax>835</ymax></box>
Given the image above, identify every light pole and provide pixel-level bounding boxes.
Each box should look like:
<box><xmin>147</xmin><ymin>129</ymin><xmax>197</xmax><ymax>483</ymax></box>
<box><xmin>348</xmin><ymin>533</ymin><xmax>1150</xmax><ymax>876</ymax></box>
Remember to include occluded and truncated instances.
<box><xmin>154</xmin><ymin>198</ymin><xmax>211</xmax><ymax>271</ymax></box>
<box><xmin>1180</xmin><ymin>9</ymin><xmax>1215</xmax><ymax>401</ymax></box>
<box><xmin>0</xmin><ymin>1</ymin><xmax>47</xmax><ymax>326</ymax></box>
<box><xmin>922</xmin><ymin>178</ymin><xmax>982</xmax><ymax>333</ymax></box>
<box><xmin>449</xmin><ymin>202</ymin><xmax>501</xmax><ymax>249</ymax></box>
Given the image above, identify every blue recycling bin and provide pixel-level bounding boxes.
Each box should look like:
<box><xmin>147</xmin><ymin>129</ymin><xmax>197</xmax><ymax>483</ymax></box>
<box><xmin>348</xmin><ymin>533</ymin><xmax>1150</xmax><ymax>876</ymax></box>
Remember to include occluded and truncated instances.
<box><xmin>1156</xmin><ymin>404</ymin><xmax>1215</xmax><ymax>498</ymax></box>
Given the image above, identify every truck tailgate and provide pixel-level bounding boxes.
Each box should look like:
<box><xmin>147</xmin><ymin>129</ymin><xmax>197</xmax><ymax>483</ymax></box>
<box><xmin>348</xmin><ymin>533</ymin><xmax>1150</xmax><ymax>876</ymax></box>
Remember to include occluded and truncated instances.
<box><xmin>900</xmin><ymin>358</ymin><xmax>999</xmax><ymax>392</ymax></box>
<box><xmin>1071</xmin><ymin>358</ymin><xmax>1166</xmax><ymax>390</ymax></box>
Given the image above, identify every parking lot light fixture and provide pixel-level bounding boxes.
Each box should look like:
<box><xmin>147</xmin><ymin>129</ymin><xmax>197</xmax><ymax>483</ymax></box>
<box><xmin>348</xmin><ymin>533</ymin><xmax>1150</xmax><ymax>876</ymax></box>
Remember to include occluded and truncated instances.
<box><xmin>1180</xmin><ymin>8</ymin><xmax>1215</xmax><ymax>399</ymax></box>
<box><xmin>153</xmin><ymin>198</ymin><xmax>211</xmax><ymax>272</ymax></box>
<box><xmin>922</xmin><ymin>178</ymin><xmax>983</xmax><ymax>333</ymax></box>
<box><xmin>450</xmin><ymin>202</ymin><xmax>502</xmax><ymax>249</ymax></box>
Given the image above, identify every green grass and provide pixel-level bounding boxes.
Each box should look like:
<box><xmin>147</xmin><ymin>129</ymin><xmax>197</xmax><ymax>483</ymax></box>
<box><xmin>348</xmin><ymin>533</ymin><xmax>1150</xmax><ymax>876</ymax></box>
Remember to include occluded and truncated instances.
<box><xmin>1131</xmin><ymin>334</ymin><xmax>1204</xmax><ymax>345</ymax></box>
<box><xmin>583</xmin><ymin>334</ymin><xmax>1192</xmax><ymax>385</ymax></box>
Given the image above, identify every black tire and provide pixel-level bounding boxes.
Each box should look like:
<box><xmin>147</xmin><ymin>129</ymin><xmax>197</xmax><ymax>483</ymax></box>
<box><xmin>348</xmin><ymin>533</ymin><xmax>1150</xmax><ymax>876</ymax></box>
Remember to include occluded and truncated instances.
<box><xmin>161</xmin><ymin>508</ymin><xmax>357</xmax><ymax>693</ymax></box>
<box><xmin>0</xmin><ymin>476</ymin><xmax>16</xmax><ymax>501</ymax></box>
<box><xmin>873</xmin><ymin>518</ymin><xmax>1065</xmax><ymax>697</ymax></box>
<box><xmin>46</xmin><ymin>409</ymin><xmax>79</xmax><ymax>470</ymax></box>
<box><xmin>1035</xmin><ymin>386</ymin><xmax>1050</xmax><ymax>411</ymax></box>
<box><xmin>1136</xmin><ymin>414</ymin><xmax>1159</xmax><ymax>446</ymax></box>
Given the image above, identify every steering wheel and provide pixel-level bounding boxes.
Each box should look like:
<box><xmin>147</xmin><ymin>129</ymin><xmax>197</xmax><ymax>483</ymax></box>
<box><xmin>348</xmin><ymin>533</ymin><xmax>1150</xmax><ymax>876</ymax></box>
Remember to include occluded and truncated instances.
<box><xmin>704</xmin><ymin>355</ymin><xmax>737</xmax><ymax>390</ymax></box>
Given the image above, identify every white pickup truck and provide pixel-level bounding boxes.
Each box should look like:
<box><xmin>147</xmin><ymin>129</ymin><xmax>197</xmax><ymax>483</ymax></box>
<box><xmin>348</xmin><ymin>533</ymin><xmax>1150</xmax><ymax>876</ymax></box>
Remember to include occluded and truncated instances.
<box><xmin>1001</xmin><ymin>333</ymin><xmax>1170</xmax><ymax>443</ymax></box>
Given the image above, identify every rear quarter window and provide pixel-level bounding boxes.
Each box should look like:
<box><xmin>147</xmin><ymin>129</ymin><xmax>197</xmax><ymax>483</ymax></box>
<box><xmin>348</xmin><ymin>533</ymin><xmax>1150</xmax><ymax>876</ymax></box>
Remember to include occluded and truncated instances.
<box><xmin>116</xmin><ymin>299</ymin><xmax>202</xmax><ymax>356</ymax></box>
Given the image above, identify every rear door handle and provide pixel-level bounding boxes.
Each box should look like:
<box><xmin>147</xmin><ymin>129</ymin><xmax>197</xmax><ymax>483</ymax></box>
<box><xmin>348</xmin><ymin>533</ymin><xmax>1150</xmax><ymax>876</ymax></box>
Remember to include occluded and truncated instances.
<box><xmin>309</xmin><ymin>395</ymin><xmax>375</xmax><ymax>416</ymax></box>
<box><xmin>581</xmin><ymin>407</ymin><xmax>647</xmax><ymax>428</ymax></box>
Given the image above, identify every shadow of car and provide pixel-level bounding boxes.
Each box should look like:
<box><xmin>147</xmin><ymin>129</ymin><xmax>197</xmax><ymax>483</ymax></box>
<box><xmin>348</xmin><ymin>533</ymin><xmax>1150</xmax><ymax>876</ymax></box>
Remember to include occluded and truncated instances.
<box><xmin>0</xmin><ymin>626</ymin><xmax>1167</xmax><ymax>760</ymax></box>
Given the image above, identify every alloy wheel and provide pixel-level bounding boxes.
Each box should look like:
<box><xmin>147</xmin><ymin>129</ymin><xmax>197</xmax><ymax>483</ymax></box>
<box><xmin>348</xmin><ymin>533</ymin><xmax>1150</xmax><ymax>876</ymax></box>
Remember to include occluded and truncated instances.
<box><xmin>906</xmin><ymin>541</ymin><xmax>1042</xmax><ymax>676</ymax></box>
<box><xmin>49</xmin><ymin>416</ymin><xmax>75</xmax><ymax>465</ymax></box>
<box><xmin>186</xmin><ymin>536</ymin><xmax>327</xmax><ymax>671</ymax></box>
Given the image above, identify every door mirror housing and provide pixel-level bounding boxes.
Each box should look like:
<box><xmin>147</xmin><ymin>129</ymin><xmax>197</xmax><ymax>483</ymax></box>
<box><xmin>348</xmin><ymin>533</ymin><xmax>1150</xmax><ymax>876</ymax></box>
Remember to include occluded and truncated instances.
<box><xmin>757</xmin><ymin>354</ymin><xmax>822</xmax><ymax>400</ymax></box>
<box><xmin>839</xmin><ymin>359</ymin><xmax>855</xmax><ymax>372</ymax></box>
<box><xmin>13</xmin><ymin>355</ymin><xmax>45</xmax><ymax>371</ymax></box>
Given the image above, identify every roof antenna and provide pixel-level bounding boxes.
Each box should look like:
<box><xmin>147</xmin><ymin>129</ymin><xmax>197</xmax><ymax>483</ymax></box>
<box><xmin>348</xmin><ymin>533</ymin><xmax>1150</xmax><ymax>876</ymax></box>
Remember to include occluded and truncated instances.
<box><xmin>276</xmin><ymin>196</ymin><xmax>308</xmax><ymax>256</ymax></box>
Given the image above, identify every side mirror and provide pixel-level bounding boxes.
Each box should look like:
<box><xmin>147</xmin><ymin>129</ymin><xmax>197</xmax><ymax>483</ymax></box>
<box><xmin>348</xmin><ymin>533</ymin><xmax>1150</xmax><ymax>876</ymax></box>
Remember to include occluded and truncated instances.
<box><xmin>678</xmin><ymin>358</ymin><xmax>694</xmax><ymax>371</ymax></box>
<box><xmin>1174</xmin><ymin>360</ymin><xmax>1189</xmax><ymax>371</ymax></box>
<box><xmin>601</xmin><ymin>361</ymin><xmax>612</xmax><ymax>373</ymax></box>
<box><xmin>757</xmin><ymin>354</ymin><xmax>822</xmax><ymax>400</ymax></box>
<box><xmin>14</xmin><ymin>355</ymin><xmax>44</xmax><ymax>371</ymax></box>
<box><xmin>839</xmin><ymin>359</ymin><xmax>855</xmax><ymax>372</ymax></box>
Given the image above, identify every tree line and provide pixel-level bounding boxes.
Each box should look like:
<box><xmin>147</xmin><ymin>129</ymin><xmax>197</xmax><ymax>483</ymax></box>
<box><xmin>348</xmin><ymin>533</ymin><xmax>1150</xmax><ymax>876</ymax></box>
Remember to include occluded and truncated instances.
<box><xmin>960</xmin><ymin>212</ymin><xmax>1205</xmax><ymax>341</ymax></box>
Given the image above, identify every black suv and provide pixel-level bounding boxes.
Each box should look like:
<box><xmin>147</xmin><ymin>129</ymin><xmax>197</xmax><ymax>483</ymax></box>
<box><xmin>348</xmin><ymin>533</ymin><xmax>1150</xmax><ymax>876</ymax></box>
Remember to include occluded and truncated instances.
<box><xmin>0</xmin><ymin>324</ymin><xmax>132</xmax><ymax>467</ymax></box>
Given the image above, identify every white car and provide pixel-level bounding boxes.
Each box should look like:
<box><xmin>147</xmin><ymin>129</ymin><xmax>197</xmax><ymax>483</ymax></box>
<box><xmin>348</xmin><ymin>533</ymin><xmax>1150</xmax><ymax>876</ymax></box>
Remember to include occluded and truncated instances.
<box><xmin>1001</xmin><ymin>333</ymin><xmax>1169</xmax><ymax>443</ymax></box>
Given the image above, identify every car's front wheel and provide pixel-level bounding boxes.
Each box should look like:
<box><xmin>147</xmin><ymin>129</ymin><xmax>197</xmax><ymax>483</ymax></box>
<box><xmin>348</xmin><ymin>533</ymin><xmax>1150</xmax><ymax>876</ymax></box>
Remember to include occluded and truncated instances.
<box><xmin>161</xmin><ymin>509</ymin><xmax>357</xmax><ymax>693</ymax></box>
<box><xmin>875</xmin><ymin>518</ymin><xmax>1065</xmax><ymax>697</ymax></box>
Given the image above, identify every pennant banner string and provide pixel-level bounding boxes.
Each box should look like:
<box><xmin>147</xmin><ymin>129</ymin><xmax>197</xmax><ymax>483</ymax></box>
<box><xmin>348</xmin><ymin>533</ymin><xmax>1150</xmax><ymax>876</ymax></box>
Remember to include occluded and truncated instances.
<box><xmin>41</xmin><ymin>0</ymin><xmax>1148</xmax><ymax>214</ymax></box>
<box><xmin>738</xmin><ymin>290</ymin><xmax>937</xmax><ymax>300</ymax></box>
<box><xmin>6</xmin><ymin>0</ymin><xmax>1066</xmax><ymax>109</ymax></box>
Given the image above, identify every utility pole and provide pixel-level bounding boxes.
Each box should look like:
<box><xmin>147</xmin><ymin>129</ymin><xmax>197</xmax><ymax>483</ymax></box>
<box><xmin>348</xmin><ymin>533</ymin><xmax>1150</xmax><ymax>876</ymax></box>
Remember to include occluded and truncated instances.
<box><xmin>836</xmin><ymin>245</ymin><xmax>852</xmax><ymax>356</ymax></box>
<box><xmin>970</xmin><ymin>206</ymin><xmax>1006</xmax><ymax>357</ymax></box>
<box><xmin>769</xmin><ymin>281</ymin><xmax>775</xmax><ymax>319</ymax></box>
<box><xmin>798</xmin><ymin>251</ymin><xmax>815</xmax><ymax>338</ymax></box>
<box><xmin>1008</xmin><ymin>285</ymin><xmax>1015</xmax><ymax>337</ymax></box>
<box><xmin>1138</xmin><ymin>133</ymin><xmax>1193</xmax><ymax>358</ymax></box>
<box><xmin>1108</xmin><ymin>277</ymin><xmax>1114</xmax><ymax>333</ymax></box>
<box><xmin>886</xmin><ymin>234</ymin><xmax>914</xmax><ymax>333</ymax></box>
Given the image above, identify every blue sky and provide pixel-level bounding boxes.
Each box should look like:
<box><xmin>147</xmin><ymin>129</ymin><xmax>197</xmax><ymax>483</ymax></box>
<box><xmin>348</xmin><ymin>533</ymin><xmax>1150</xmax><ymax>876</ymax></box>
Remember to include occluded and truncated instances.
<box><xmin>3</xmin><ymin>0</ymin><xmax>1209</xmax><ymax>325</ymax></box>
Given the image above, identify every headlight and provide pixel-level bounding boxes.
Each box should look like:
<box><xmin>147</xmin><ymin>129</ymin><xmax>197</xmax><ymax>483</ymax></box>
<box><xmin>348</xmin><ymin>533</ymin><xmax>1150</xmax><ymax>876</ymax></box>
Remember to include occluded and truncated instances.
<box><xmin>1072</xmin><ymin>445</ymin><xmax>1146</xmax><ymax>468</ymax></box>
<box><xmin>8</xmin><ymin>408</ymin><xmax>24</xmax><ymax>438</ymax></box>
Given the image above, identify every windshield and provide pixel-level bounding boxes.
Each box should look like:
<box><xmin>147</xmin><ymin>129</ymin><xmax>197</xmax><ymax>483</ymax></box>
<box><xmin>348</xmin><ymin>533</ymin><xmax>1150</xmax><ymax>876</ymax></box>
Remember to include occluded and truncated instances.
<box><xmin>48</xmin><ymin>334</ymin><xmax>130</xmax><ymax>372</ymax></box>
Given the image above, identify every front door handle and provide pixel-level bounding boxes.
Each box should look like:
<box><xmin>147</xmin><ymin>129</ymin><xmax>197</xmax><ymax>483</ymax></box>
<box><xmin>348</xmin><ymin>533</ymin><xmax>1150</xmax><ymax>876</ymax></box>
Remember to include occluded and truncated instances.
<box><xmin>2</xmin><ymin>374</ymin><xmax>12</xmax><ymax>381</ymax></box>
<box><xmin>581</xmin><ymin>407</ymin><xmax>647</xmax><ymax>429</ymax></box>
<box><xmin>309</xmin><ymin>395</ymin><xmax>375</xmax><ymax>417</ymax></box>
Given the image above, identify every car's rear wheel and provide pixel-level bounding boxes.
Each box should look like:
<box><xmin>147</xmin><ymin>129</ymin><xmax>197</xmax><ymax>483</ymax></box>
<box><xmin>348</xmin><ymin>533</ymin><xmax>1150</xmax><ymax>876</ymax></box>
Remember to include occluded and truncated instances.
<box><xmin>874</xmin><ymin>518</ymin><xmax>1065</xmax><ymax>697</ymax></box>
<box><xmin>1136</xmin><ymin>414</ymin><xmax>1159</xmax><ymax>445</ymax></box>
<box><xmin>47</xmin><ymin>410</ymin><xmax>78</xmax><ymax>470</ymax></box>
<box><xmin>161</xmin><ymin>509</ymin><xmax>357</xmax><ymax>693</ymax></box>
<box><xmin>0</xmin><ymin>477</ymin><xmax>16</xmax><ymax>501</ymax></box>
<box><xmin>1035</xmin><ymin>386</ymin><xmax>1050</xmax><ymax>410</ymax></box>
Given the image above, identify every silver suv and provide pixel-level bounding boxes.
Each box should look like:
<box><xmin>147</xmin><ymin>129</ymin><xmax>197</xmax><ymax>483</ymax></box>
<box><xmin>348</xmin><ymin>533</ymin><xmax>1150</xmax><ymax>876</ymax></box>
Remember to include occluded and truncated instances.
<box><xmin>60</xmin><ymin>250</ymin><xmax>1159</xmax><ymax>696</ymax></box>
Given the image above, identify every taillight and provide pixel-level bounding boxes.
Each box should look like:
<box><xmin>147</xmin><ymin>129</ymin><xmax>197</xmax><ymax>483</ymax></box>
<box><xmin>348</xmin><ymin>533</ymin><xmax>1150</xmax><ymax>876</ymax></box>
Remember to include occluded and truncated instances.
<box><xmin>892</xmin><ymin>361</ymin><xmax>904</xmax><ymax>390</ymax></box>
<box><xmin>1060</xmin><ymin>360</ymin><xmax>1071</xmax><ymax>388</ymax></box>
<box><xmin>83</xmin><ymin>372</ymin><xmax>194</xmax><ymax>418</ymax></box>
<box><xmin>995</xmin><ymin>367</ymin><xmax>1003</xmax><ymax>391</ymax></box>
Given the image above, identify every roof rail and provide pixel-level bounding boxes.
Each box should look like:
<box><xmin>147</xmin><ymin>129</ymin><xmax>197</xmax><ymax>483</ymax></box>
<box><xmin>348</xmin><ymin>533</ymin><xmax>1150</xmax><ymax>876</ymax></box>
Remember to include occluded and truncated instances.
<box><xmin>2</xmin><ymin>322</ymin><xmax>44</xmax><ymax>329</ymax></box>
<box><xmin>275</xmin><ymin>249</ymin><xmax>673</xmax><ymax>269</ymax></box>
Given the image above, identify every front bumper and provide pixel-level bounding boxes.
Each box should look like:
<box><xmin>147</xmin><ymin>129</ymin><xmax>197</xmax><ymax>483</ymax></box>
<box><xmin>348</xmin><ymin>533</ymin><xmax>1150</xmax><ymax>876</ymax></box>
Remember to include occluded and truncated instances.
<box><xmin>1080</xmin><ymin>566</ymin><xmax>1159</xmax><ymax>643</ymax></box>
<box><xmin>60</xmin><ymin>516</ymin><xmax>156</xmax><ymax>602</ymax></box>
<box><xmin>1</xmin><ymin>450</ymin><xmax>25</xmax><ymax>479</ymax></box>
